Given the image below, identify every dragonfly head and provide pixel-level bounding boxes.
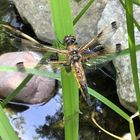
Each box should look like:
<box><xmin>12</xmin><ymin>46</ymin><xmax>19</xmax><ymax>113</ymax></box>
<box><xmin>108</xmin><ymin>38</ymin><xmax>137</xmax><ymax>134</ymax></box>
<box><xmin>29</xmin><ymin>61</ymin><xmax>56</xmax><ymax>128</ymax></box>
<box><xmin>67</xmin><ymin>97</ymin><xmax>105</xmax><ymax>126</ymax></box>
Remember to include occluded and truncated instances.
<box><xmin>63</xmin><ymin>35</ymin><xmax>77</xmax><ymax>46</ymax></box>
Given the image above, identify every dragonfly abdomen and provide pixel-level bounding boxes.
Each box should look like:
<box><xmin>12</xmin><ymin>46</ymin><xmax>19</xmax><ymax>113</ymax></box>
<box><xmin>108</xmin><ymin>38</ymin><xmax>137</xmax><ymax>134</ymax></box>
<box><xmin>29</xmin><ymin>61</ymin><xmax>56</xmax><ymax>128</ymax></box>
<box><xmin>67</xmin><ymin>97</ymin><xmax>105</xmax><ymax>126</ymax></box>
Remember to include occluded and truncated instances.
<box><xmin>73</xmin><ymin>62</ymin><xmax>87</xmax><ymax>87</ymax></box>
<box><xmin>72</xmin><ymin>61</ymin><xmax>91</xmax><ymax>105</ymax></box>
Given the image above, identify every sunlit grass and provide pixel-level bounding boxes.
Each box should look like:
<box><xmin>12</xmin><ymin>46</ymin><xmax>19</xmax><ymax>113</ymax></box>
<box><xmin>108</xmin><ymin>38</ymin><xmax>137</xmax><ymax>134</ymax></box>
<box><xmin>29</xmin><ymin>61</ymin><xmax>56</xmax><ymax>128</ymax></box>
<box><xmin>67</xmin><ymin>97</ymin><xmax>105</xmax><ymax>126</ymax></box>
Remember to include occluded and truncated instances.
<box><xmin>0</xmin><ymin>105</ymin><xmax>19</xmax><ymax>140</ymax></box>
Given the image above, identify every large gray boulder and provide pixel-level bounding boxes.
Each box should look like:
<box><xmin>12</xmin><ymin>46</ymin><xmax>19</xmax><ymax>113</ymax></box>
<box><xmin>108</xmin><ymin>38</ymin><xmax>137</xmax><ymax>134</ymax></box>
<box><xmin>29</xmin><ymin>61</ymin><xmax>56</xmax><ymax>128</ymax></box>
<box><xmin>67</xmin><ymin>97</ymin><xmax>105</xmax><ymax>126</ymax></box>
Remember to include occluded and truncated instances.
<box><xmin>98</xmin><ymin>0</ymin><xmax>140</xmax><ymax>113</ymax></box>
<box><xmin>12</xmin><ymin>0</ymin><xmax>107</xmax><ymax>45</ymax></box>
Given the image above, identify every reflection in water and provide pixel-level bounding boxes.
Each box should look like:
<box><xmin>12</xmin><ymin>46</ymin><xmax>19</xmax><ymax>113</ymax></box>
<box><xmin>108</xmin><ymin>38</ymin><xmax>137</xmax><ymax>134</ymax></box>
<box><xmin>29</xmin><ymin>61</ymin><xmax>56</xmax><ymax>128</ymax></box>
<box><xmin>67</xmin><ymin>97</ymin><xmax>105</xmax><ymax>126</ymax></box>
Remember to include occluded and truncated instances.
<box><xmin>0</xmin><ymin>0</ymin><xmax>9</xmax><ymax>19</ymax></box>
<box><xmin>0</xmin><ymin>0</ymin><xmax>19</xmax><ymax>54</ymax></box>
<box><xmin>0</xmin><ymin>0</ymin><xmax>16</xmax><ymax>24</ymax></box>
<box><xmin>6</xmin><ymin>92</ymin><xmax>62</xmax><ymax>140</ymax></box>
<box><xmin>5</xmin><ymin>93</ymin><xmax>130</xmax><ymax>140</ymax></box>
<box><xmin>36</xmin><ymin>109</ymin><xmax>64</xmax><ymax>140</ymax></box>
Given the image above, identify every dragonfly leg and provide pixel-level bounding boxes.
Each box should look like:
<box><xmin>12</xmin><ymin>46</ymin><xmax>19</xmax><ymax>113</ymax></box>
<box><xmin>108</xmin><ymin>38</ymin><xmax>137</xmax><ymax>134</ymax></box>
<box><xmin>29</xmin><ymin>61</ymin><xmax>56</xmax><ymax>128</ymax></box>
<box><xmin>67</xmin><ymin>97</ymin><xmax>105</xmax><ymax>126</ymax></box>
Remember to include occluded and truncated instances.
<box><xmin>2</xmin><ymin>24</ymin><xmax>68</xmax><ymax>55</ymax></box>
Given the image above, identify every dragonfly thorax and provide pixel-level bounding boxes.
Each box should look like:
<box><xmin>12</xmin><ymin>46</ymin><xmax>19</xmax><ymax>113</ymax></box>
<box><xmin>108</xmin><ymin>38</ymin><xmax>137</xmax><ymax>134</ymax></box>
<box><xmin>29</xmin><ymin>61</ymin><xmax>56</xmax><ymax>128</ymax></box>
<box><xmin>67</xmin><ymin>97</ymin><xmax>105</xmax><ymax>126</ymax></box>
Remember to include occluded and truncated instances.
<box><xmin>70</xmin><ymin>49</ymin><xmax>81</xmax><ymax>63</ymax></box>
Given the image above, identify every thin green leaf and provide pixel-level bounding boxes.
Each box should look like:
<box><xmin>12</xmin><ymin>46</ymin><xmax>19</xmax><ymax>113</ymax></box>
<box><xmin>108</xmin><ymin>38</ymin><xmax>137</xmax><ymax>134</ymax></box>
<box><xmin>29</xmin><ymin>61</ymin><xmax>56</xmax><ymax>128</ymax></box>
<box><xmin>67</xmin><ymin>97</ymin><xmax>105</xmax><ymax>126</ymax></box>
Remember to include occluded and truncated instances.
<box><xmin>129</xmin><ymin>119</ymin><xmax>136</xmax><ymax>140</ymax></box>
<box><xmin>73</xmin><ymin>0</ymin><xmax>95</xmax><ymax>25</ymax></box>
<box><xmin>119</xmin><ymin>0</ymin><xmax>140</xmax><ymax>31</ymax></box>
<box><xmin>50</xmin><ymin>0</ymin><xmax>74</xmax><ymax>43</ymax></box>
<box><xmin>125</xmin><ymin>0</ymin><xmax>140</xmax><ymax>119</ymax></box>
<box><xmin>0</xmin><ymin>105</ymin><xmax>19</xmax><ymax>140</ymax></box>
<box><xmin>133</xmin><ymin>0</ymin><xmax>140</xmax><ymax>5</ymax></box>
<box><xmin>1</xmin><ymin>74</ymin><xmax>33</xmax><ymax>107</ymax></box>
<box><xmin>88</xmin><ymin>87</ymin><xmax>130</xmax><ymax>121</ymax></box>
<box><xmin>0</xmin><ymin>66</ymin><xmax>60</xmax><ymax>80</ymax></box>
<box><xmin>49</xmin><ymin>0</ymin><xmax>79</xmax><ymax>140</ymax></box>
<box><xmin>125</xmin><ymin>0</ymin><xmax>139</xmax><ymax>139</ymax></box>
<box><xmin>88</xmin><ymin>87</ymin><xmax>136</xmax><ymax>140</ymax></box>
<box><xmin>61</xmin><ymin>67</ymin><xmax>79</xmax><ymax>139</ymax></box>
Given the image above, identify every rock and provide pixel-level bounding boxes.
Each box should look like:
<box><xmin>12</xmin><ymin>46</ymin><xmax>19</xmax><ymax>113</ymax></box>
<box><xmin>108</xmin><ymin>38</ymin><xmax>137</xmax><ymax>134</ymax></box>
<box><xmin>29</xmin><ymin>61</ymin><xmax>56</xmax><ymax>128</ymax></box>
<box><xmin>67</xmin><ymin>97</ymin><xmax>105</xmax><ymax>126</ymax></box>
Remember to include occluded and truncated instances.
<box><xmin>0</xmin><ymin>51</ymin><xmax>55</xmax><ymax>104</ymax></box>
<box><xmin>12</xmin><ymin>0</ymin><xmax>107</xmax><ymax>45</ymax></box>
<box><xmin>98</xmin><ymin>0</ymin><xmax>140</xmax><ymax>113</ymax></box>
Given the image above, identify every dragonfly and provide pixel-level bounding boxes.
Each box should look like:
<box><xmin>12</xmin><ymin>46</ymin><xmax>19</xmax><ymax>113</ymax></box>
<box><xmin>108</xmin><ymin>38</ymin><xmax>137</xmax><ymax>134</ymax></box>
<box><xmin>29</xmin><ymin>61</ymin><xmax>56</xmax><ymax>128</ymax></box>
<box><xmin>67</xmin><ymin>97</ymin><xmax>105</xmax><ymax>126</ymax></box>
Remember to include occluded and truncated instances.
<box><xmin>1</xmin><ymin>21</ymin><xmax>121</xmax><ymax>106</ymax></box>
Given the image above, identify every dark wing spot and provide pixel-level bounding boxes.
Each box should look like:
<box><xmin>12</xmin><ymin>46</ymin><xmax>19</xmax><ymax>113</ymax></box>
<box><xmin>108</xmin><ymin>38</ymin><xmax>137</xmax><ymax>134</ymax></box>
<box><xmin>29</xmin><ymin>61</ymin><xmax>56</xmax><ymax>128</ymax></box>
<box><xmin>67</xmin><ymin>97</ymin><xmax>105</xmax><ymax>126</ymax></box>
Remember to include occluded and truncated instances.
<box><xmin>116</xmin><ymin>43</ymin><xmax>121</xmax><ymax>53</ymax></box>
<box><xmin>93</xmin><ymin>44</ymin><xmax>105</xmax><ymax>52</ymax></box>
<box><xmin>111</xmin><ymin>21</ymin><xmax>117</xmax><ymax>30</ymax></box>
<box><xmin>16</xmin><ymin>62</ymin><xmax>25</xmax><ymax>72</ymax></box>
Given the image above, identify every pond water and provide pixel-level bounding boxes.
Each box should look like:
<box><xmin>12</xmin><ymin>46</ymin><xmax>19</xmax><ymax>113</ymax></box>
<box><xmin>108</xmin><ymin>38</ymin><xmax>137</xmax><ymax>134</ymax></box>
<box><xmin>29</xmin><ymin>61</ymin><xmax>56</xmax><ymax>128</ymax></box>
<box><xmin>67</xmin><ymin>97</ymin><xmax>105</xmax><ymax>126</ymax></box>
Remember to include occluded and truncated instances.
<box><xmin>0</xmin><ymin>0</ymin><xmax>137</xmax><ymax>140</ymax></box>
<box><xmin>5</xmin><ymin>92</ymin><xmax>62</xmax><ymax>140</ymax></box>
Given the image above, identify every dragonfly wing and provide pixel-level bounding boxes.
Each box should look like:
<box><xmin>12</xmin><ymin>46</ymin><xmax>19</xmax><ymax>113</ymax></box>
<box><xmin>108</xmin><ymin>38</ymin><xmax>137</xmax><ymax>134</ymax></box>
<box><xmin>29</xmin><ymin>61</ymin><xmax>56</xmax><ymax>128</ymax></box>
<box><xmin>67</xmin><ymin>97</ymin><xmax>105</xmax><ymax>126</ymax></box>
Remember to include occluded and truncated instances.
<box><xmin>83</xmin><ymin>54</ymin><xmax>114</xmax><ymax>68</ymax></box>
<box><xmin>81</xmin><ymin>43</ymin><xmax>121</xmax><ymax>67</ymax></box>
<box><xmin>3</xmin><ymin>24</ymin><xmax>68</xmax><ymax>54</ymax></box>
<box><xmin>16</xmin><ymin>60</ymin><xmax>67</xmax><ymax>74</ymax></box>
<box><xmin>79</xmin><ymin>21</ymin><xmax>118</xmax><ymax>54</ymax></box>
<box><xmin>96</xmin><ymin>21</ymin><xmax>118</xmax><ymax>45</ymax></box>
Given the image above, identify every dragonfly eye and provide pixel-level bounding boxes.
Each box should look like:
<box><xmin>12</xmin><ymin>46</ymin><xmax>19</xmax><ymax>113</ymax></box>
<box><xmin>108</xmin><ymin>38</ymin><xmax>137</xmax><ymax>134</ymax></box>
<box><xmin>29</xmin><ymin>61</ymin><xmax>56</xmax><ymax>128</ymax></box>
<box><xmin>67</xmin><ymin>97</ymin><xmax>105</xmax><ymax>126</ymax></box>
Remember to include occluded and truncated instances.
<box><xmin>63</xmin><ymin>35</ymin><xmax>77</xmax><ymax>46</ymax></box>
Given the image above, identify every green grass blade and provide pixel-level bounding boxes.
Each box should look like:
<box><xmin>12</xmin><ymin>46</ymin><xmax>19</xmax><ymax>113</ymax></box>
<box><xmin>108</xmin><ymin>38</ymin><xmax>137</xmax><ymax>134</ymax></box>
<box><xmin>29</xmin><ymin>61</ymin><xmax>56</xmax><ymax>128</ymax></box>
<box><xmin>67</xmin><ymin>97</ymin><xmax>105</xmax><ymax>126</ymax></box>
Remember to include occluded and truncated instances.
<box><xmin>0</xmin><ymin>66</ymin><xmax>60</xmax><ymax>80</ymax></box>
<box><xmin>50</xmin><ymin>0</ymin><xmax>79</xmax><ymax>140</ymax></box>
<box><xmin>61</xmin><ymin>67</ymin><xmax>79</xmax><ymax>139</ymax></box>
<box><xmin>129</xmin><ymin>119</ymin><xmax>136</xmax><ymax>140</ymax></box>
<box><xmin>88</xmin><ymin>87</ymin><xmax>130</xmax><ymax>121</ymax></box>
<box><xmin>0</xmin><ymin>105</ymin><xmax>19</xmax><ymax>140</ymax></box>
<box><xmin>1</xmin><ymin>74</ymin><xmax>33</xmax><ymax>107</ymax></box>
<box><xmin>73</xmin><ymin>0</ymin><xmax>95</xmax><ymax>25</ymax></box>
<box><xmin>125</xmin><ymin>0</ymin><xmax>140</xmax><ymax>118</ymax></box>
<box><xmin>119</xmin><ymin>0</ymin><xmax>140</xmax><ymax>31</ymax></box>
<box><xmin>133</xmin><ymin>0</ymin><xmax>140</xmax><ymax>5</ymax></box>
<box><xmin>50</xmin><ymin>0</ymin><xmax>74</xmax><ymax>42</ymax></box>
<box><xmin>88</xmin><ymin>87</ymin><xmax>136</xmax><ymax>139</ymax></box>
